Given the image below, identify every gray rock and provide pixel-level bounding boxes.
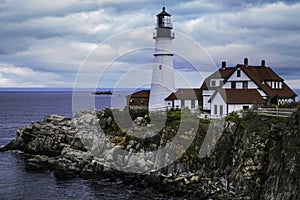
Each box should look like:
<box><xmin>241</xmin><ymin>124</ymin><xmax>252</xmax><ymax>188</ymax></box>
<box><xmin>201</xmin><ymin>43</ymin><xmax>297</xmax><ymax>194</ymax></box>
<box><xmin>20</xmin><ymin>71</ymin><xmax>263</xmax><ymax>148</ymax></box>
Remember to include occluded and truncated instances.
<box><xmin>134</xmin><ymin>117</ymin><xmax>146</xmax><ymax>126</ymax></box>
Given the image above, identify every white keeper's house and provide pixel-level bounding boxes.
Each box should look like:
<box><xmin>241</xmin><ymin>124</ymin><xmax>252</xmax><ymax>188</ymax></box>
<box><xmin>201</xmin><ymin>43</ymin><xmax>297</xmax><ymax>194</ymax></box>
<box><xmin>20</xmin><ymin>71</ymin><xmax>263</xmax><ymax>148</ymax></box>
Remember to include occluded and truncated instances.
<box><xmin>201</xmin><ymin>58</ymin><xmax>297</xmax><ymax>118</ymax></box>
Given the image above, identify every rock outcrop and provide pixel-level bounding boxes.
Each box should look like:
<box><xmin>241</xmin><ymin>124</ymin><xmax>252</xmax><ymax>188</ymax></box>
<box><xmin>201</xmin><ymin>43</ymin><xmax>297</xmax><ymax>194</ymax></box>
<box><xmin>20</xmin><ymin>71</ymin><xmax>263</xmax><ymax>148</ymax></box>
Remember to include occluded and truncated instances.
<box><xmin>204</xmin><ymin>110</ymin><xmax>300</xmax><ymax>200</ymax></box>
<box><xmin>1</xmin><ymin>108</ymin><xmax>300</xmax><ymax>199</ymax></box>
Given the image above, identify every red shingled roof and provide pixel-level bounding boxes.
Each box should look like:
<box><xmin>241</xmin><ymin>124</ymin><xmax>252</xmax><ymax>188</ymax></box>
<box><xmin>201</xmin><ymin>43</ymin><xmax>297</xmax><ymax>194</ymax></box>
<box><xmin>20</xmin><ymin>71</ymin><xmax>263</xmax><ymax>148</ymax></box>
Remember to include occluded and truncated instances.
<box><xmin>237</xmin><ymin>65</ymin><xmax>296</xmax><ymax>98</ymax></box>
<box><xmin>212</xmin><ymin>89</ymin><xmax>266</xmax><ymax>104</ymax></box>
<box><xmin>126</xmin><ymin>90</ymin><xmax>150</xmax><ymax>98</ymax></box>
<box><xmin>165</xmin><ymin>88</ymin><xmax>202</xmax><ymax>100</ymax></box>
<box><xmin>203</xmin><ymin>63</ymin><xmax>296</xmax><ymax>99</ymax></box>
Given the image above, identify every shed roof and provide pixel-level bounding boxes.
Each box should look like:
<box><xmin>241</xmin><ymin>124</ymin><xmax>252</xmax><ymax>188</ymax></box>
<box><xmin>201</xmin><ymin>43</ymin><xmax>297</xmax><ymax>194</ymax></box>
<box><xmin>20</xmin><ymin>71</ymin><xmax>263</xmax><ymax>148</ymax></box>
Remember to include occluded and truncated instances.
<box><xmin>126</xmin><ymin>90</ymin><xmax>150</xmax><ymax>98</ymax></box>
<box><xmin>165</xmin><ymin>88</ymin><xmax>202</xmax><ymax>100</ymax></box>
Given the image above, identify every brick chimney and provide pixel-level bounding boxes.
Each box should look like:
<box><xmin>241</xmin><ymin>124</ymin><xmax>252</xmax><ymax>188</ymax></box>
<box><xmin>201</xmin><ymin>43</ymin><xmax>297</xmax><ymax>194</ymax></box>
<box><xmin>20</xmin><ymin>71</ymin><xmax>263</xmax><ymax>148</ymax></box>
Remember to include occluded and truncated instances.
<box><xmin>244</xmin><ymin>58</ymin><xmax>248</xmax><ymax>66</ymax></box>
<box><xmin>261</xmin><ymin>60</ymin><xmax>266</xmax><ymax>67</ymax></box>
<box><xmin>222</xmin><ymin>61</ymin><xmax>226</xmax><ymax>69</ymax></box>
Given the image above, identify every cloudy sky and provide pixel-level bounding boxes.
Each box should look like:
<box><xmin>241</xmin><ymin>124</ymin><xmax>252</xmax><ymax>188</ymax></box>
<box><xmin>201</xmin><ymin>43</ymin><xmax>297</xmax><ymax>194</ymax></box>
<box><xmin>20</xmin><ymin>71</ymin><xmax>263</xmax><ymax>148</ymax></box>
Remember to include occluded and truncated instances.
<box><xmin>0</xmin><ymin>0</ymin><xmax>299</xmax><ymax>89</ymax></box>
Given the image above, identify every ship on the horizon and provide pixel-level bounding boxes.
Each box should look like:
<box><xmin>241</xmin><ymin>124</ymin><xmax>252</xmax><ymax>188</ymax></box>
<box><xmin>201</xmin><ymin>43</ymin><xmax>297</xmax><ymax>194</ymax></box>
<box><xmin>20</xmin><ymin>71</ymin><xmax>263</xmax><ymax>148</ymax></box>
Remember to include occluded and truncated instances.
<box><xmin>92</xmin><ymin>89</ymin><xmax>112</xmax><ymax>95</ymax></box>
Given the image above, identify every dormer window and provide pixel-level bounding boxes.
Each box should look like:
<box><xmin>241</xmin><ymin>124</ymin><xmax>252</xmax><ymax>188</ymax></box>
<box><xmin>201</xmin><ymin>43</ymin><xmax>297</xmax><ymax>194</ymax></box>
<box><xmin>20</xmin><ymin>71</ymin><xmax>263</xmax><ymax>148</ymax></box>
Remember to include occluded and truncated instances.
<box><xmin>237</xmin><ymin>69</ymin><xmax>241</xmax><ymax>77</ymax></box>
<box><xmin>211</xmin><ymin>80</ymin><xmax>216</xmax><ymax>87</ymax></box>
<box><xmin>267</xmin><ymin>81</ymin><xmax>283</xmax><ymax>89</ymax></box>
<box><xmin>274</xmin><ymin>81</ymin><xmax>283</xmax><ymax>89</ymax></box>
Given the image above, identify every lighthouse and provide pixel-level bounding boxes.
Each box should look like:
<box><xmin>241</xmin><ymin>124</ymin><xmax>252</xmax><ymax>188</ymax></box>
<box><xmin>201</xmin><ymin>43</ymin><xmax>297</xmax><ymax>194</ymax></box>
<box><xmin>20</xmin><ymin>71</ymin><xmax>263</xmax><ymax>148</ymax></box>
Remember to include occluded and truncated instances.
<box><xmin>149</xmin><ymin>6</ymin><xmax>176</xmax><ymax>111</ymax></box>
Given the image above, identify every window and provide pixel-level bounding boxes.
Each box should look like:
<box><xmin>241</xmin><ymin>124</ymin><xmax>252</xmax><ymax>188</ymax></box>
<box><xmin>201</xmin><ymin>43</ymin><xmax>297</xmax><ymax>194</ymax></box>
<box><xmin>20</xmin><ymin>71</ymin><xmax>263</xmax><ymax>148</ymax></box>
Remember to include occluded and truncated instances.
<box><xmin>191</xmin><ymin>100</ymin><xmax>195</xmax><ymax>108</ymax></box>
<box><xmin>231</xmin><ymin>81</ymin><xmax>236</xmax><ymax>89</ymax></box>
<box><xmin>214</xmin><ymin>105</ymin><xmax>218</xmax><ymax>115</ymax></box>
<box><xmin>159</xmin><ymin>65</ymin><xmax>162</xmax><ymax>70</ymax></box>
<box><xmin>181</xmin><ymin>100</ymin><xmax>185</xmax><ymax>108</ymax></box>
<box><xmin>237</xmin><ymin>69</ymin><xmax>241</xmax><ymax>77</ymax></box>
<box><xmin>220</xmin><ymin>105</ymin><xmax>223</xmax><ymax>116</ymax></box>
<box><xmin>140</xmin><ymin>100</ymin><xmax>144</xmax><ymax>105</ymax></box>
<box><xmin>211</xmin><ymin>80</ymin><xmax>216</xmax><ymax>87</ymax></box>
<box><xmin>243</xmin><ymin>106</ymin><xmax>249</xmax><ymax>111</ymax></box>
<box><xmin>271</xmin><ymin>81</ymin><xmax>282</xmax><ymax>89</ymax></box>
<box><xmin>130</xmin><ymin>99</ymin><xmax>135</xmax><ymax>105</ymax></box>
<box><xmin>219</xmin><ymin>80</ymin><xmax>223</xmax><ymax>86</ymax></box>
<box><xmin>243</xmin><ymin>81</ymin><xmax>248</xmax><ymax>89</ymax></box>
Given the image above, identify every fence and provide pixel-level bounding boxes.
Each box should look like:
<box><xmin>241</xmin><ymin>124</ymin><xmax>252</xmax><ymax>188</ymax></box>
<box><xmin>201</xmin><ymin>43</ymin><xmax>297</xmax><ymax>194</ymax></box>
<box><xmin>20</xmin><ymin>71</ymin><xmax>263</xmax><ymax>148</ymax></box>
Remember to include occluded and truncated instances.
<box><xmin>256</xmin><ymin>107</ymin><xmax>296</xmax><ymax>118</ymax></box>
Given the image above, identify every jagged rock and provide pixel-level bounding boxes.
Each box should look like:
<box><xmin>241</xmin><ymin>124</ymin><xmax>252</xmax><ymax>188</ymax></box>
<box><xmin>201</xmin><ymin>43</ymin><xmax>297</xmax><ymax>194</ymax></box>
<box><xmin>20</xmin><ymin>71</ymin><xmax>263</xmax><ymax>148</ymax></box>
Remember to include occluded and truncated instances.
<box><xmin>1</xmin><ymin>108</ymin><xmax>300</xmax><ymax>199</ymax></box>
<box><xmin>25</xmin><ymin>155</ymin><xmax>57</xmax><ymax>171</ymax></box>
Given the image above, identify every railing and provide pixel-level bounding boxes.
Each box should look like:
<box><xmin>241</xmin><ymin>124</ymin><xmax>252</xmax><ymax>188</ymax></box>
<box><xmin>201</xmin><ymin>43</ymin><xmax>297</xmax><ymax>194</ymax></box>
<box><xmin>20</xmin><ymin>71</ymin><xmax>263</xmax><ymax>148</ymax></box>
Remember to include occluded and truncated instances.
<box><xmin>256</xmin><ymin>107</ymin><xmax>296</xmax><ymax>118</ymax></box>
<box><xmin>148</xmin><ymin>106</ymin><xmax>169</xmax><ymax>112</ymax></box>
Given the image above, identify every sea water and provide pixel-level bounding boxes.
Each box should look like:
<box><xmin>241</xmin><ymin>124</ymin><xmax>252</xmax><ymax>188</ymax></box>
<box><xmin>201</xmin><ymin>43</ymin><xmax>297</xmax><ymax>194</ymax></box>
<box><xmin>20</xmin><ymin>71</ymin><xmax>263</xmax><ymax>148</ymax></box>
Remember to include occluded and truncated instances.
<box><xmin>0</xmin><ymin>91</ymin><xmax>164</xmax><ymax>200</ymax></box>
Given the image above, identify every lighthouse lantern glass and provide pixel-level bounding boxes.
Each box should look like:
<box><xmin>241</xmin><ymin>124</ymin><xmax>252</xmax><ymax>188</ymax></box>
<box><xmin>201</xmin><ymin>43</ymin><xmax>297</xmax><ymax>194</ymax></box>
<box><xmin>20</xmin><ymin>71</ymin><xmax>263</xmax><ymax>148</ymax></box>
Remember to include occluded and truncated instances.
<box><xmin>157</xmin><ymin>16</ymin><xmax>172</xmax><ymax>28</ymax></box>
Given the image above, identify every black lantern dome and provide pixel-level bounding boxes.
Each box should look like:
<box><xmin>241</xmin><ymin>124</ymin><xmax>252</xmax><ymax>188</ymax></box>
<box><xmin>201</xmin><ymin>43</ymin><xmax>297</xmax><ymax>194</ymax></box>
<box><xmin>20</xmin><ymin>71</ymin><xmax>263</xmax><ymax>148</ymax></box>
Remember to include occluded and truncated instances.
<box><xmin>156</xmin><ymin>7</ymin><xmax>172</xmax><ymax>29</ymax></box>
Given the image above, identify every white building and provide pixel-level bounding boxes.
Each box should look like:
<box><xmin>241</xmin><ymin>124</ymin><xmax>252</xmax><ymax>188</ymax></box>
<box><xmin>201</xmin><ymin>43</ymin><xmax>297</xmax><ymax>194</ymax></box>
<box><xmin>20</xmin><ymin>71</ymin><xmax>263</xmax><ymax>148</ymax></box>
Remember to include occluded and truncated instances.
<box><xmin>165</xmin><ymin>89</ymin><xmax>202</xmax><ymax>110</ymax></box>
<box><xmin>201</xmin><ymin>58</ymin><xmax>297</xmax><ymax>118</ymax></box>
<box><xmin>209</xmin><ymin>89</ymin><xmax>266</xmax><ymax>118</ymax></box>
<box><xmin>149</xmin><ymin>7</ymin><xmax>176</xmax><ymax>111</ymax></box>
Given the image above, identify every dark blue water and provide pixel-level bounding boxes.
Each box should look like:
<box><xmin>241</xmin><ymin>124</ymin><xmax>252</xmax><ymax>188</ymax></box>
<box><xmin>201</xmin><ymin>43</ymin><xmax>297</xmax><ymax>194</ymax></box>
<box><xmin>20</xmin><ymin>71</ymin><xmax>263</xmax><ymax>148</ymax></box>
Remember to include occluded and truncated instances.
<box><xmin>0</xmin><ymin>91</ymin><xmax>156</xmax><ymax>200</ymax></box>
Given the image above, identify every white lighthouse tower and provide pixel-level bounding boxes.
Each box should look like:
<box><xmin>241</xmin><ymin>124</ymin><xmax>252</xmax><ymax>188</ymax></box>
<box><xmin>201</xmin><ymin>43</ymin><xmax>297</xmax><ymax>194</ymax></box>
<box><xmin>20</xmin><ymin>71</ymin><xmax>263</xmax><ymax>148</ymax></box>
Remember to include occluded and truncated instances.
<box><xmin>149</xmin><ymin>6</ymin><xmax>176</xmax><ymax>111</ymax></box>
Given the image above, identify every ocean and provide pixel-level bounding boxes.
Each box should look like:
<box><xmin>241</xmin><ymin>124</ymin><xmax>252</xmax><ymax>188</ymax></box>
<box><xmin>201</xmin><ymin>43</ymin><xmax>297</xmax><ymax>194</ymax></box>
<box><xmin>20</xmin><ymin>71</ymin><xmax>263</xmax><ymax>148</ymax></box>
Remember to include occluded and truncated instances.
<box><xmin>0</xmin><ymin>89</ymin><xmax>299</xmax><ymax>199</ymax></box>
<box><xmin>0</xmin><ymin>91</ymin><xmax>164</xmax><ymax>200</ymax></box>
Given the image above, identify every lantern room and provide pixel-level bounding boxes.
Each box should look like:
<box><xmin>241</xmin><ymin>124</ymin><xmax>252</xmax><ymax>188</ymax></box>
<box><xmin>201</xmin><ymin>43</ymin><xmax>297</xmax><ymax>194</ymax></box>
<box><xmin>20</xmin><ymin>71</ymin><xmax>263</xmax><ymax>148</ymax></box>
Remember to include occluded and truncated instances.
<box><xmin>156</xmin><ymin>7</ymin><xmax>172</xmax><ymax>29</ymax></box>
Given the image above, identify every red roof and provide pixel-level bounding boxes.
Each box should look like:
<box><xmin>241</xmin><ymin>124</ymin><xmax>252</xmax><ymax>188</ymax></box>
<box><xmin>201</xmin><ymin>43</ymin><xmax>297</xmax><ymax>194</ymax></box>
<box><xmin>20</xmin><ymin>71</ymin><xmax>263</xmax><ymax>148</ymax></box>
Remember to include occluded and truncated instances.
<box><xmin>165</xmin><ymin>88</ymin><xmax>202</xmax><ymax>100</ymax></box>
<box><xmin>238</xmin><ymin>65</ymin><xmax>296</xmax><ymax>98</ymax></box>
<box><xmin>203</xmin><ymin>63</ymin><xmax>297</xmax><ymax>99</ymax></box>
<box><xmin>126</xmin><ymin>90</ymin><xmax>150</xmax><ymax>98</ymax></box>
<box><xmin>213</xmin><ymin>89</ymin><xmax>266</xmax><ymax>104</ymax></box>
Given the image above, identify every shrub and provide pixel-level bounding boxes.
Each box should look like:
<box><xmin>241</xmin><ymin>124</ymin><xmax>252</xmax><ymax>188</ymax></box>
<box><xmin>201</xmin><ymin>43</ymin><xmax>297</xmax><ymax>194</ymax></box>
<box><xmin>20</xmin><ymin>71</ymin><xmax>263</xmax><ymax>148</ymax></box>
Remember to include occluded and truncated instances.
<box><xmin>225</xmin><ymin>111</ymin><xmax>241</xmax><ymax>123</ymax></box>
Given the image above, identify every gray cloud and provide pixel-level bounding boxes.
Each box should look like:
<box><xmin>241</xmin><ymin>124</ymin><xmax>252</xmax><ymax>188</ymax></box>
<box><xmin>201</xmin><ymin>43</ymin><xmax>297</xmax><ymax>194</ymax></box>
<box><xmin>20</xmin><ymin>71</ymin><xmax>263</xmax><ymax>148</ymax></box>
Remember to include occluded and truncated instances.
<box><xmin>0</xmin><ymin>0</ymin><xmax>299</xmax><ymax>88</ymax></box>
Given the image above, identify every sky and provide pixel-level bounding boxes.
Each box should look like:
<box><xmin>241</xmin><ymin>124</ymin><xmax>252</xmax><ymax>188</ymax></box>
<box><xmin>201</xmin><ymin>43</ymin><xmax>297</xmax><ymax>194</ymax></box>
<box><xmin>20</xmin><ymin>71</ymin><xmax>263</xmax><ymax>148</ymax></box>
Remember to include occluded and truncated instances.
<box><xmin>0</xmin><ymin>0</ymin><xmax>299</xmax><ymax>89</ymax></box>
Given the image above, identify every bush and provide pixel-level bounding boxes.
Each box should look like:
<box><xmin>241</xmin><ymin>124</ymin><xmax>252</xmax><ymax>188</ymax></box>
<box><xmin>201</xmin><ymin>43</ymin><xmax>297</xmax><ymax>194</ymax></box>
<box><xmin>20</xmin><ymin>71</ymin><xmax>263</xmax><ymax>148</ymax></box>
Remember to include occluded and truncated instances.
<box><xmin>225</xmin><ymin>111</ymin><xmax>241</xmax><ymax>123</ymax></box>
<box><xmin>129</xmin><ymin>109</ymin><xmax>149</xmax><ymax>120</ymax></box>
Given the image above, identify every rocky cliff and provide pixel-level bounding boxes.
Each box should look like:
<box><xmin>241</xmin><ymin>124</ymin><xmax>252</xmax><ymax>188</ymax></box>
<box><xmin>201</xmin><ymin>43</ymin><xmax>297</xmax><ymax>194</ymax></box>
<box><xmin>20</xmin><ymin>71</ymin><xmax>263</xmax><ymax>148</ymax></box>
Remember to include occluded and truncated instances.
<box><xmin>1</xmin><ymin>108</ymin><xmax>299</xmax><ymax>199</ymax></box>
<box><xmin>205</xmin><ymin>110</ymin><xmax>300</xmax><ymax>200</ymax></box>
